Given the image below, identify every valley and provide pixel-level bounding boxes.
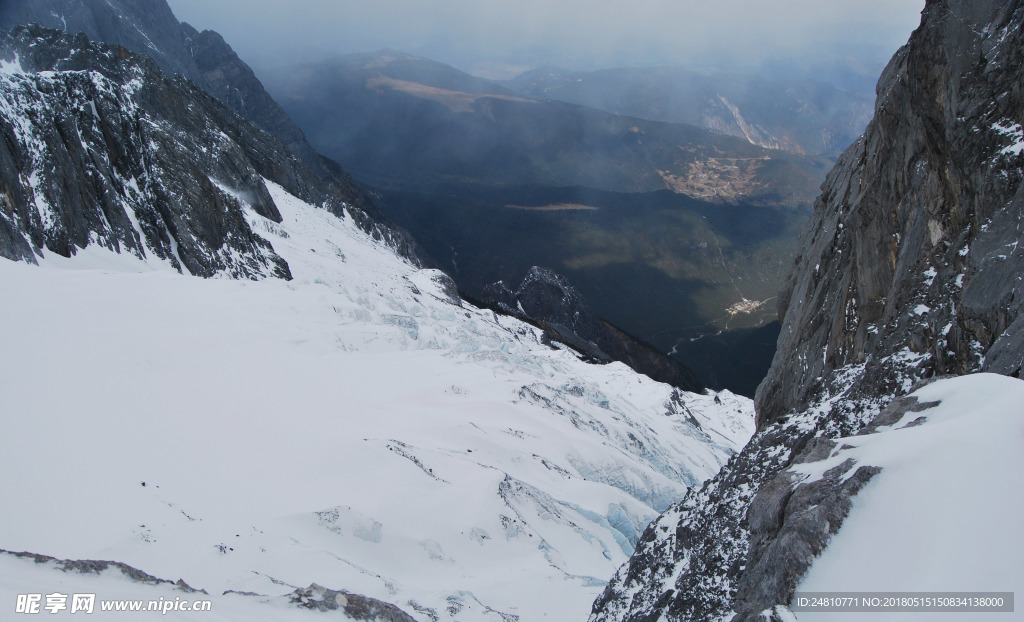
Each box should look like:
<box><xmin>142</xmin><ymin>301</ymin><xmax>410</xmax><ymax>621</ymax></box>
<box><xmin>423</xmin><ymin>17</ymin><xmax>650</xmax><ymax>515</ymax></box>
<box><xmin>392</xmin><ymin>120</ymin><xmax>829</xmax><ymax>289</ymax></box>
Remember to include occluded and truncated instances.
<box><xmin>258</xmin><ymin>51</ymin><xmax>841</xmax><ymax>394</ymax></box>
<box><xmin>369</xmin><ymin>183</ymin><xmax>802</xmax><ymax>346</ymax></box>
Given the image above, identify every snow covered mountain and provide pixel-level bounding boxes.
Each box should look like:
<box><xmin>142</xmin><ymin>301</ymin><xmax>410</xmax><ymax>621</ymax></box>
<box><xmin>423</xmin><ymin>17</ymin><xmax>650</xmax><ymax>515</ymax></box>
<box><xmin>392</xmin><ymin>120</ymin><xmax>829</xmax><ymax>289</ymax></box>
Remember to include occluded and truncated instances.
<box><xmin>0</xmin><ymin>23</ymin><xmax>413</xmax><ymax>275</ymax></box>
<box><xmin>591</xmin><ymin>0</ymin><xmax>1024</xmax><ymax>620</ymax></box>
<box><xmin>0</xmin><ymin>25</ymin><xmax>754</xmax><ymax>621</ymax></box>
<box><xmin>0</xmin><ymin>0</ymin><xmax>336</xmax><ymax>183</ymax></box>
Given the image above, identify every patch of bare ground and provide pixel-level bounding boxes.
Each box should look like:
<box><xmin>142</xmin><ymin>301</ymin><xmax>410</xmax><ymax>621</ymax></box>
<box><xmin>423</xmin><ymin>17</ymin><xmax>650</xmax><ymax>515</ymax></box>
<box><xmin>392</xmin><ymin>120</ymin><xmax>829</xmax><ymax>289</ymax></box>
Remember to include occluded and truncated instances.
<box><xmin>366</xmin><ymin>76</ymin><xmax>535</xmax><ymax>113</ymax></box>
<box><xmin>658</xmin><ymin>155</ymin><xmax>770</xmax><ymax>201</ymax></box>
<box><xmin>504</xmin><ymin>203</ymin><xmax>600</xmax><ymax>211</ymax></box>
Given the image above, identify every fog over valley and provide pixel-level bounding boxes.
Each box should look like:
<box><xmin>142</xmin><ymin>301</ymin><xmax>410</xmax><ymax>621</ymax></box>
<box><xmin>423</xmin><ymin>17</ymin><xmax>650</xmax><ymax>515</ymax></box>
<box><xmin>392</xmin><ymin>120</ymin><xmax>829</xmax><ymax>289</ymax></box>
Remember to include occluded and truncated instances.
<box><xmin>167</xmin><ymin>0</ymin><xmax>924</xmax><ymax>85</ymax></box>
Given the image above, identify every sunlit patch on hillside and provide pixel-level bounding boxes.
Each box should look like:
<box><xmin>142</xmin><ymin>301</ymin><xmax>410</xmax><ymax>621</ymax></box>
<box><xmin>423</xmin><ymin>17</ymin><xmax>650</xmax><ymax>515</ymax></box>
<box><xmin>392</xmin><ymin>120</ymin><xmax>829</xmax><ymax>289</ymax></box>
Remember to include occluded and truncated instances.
<box><xmin>366</xmin><ymin>75</ymin><xmax>534</xmax><ymax>113</ymax></box>
<box><xmin>505</xmin><ymin>203</ymin><xmax>600</xmax><ymax>211</ymax></box>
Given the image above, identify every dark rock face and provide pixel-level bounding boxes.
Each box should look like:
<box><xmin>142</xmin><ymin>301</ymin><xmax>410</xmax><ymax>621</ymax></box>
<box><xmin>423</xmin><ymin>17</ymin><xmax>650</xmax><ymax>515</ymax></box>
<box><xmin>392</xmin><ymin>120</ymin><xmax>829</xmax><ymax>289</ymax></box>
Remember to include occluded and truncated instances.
<box><xmin>178</xmin><ymin>22</ymin><xmax>336</xmax><ymax>186</ymax></box>
<box><xmin>516</xmin><ymin>267</ymin><xmax>606</xmax><ymax>344</ymax></box>
<box><xmin>591</xmin><ymin>1</ymin><xmax>1023</xmax><ymax>620</ymax></box>
<box><xmin>756</xmin><ymin>0</ymin><xmax>1024</xmax><ymax>427</ymax></box>
<box><xmin>429</xmin><ymin>271</ymin><xmax>462</xmax><ymax>306</ymax></box>
<box><xmin>291</xmin><ymin>584</ymin><xmax>417</xmax><ymax>622</ymax></box>
<box><xmin>0</xmin><ymin>0</ymin><xmax>307</xmax><ymax>170</ymax></box>
<box><xmin>482</xmin><ymin>267</ymin><xmax>702</xmax><ymax>391</ymax></box>
<box><xmin>0</xmin><ymin>0</ymin><xmax>201</xmax><ymax>82</ymax></box>
<box><xmin>731</xmin><ymin>461</ymin><xmax>881</xmax><ymax>621</ymax></box>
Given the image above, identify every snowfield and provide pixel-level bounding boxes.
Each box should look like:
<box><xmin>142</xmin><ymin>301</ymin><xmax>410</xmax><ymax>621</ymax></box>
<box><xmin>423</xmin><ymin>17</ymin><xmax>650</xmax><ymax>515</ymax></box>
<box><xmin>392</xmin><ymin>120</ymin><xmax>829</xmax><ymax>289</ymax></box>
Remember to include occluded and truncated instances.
<box><xmin>0</xmin><ymin>180</ymin><xmax>754</xmax><ymax>620</ymax></box>
<box><xmin>790</xmin><ymin>373</ymin><xmax>1024</xmax><ymax>622</ymax></box>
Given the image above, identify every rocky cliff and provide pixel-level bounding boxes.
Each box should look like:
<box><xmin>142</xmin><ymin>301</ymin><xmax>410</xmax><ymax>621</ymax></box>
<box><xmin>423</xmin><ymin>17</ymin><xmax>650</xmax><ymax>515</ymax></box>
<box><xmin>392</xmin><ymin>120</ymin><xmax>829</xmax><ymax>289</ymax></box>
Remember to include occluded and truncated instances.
<box><xmin>0</xmin><ymin>0</ymin><xmax>390</xmax><ymax>225</ymax></box>
<box><xmin>0</xmin><ymin>25</ymin><xmax>414</xmax><ymax>273</ymax></box>
<box><xmin>591</xmin><ymin>0</ymin><xmax>1024</xmax><ymax>620</ymax></box>
<box><xmin>756</xmin><ymin>0</ymin><xmax>1024</xmax><ymax>428</ymax></box>
<box><xmin>0</xmin><ymin>2</ymin><xmax>295</xmax><ymax>163</ymax></box>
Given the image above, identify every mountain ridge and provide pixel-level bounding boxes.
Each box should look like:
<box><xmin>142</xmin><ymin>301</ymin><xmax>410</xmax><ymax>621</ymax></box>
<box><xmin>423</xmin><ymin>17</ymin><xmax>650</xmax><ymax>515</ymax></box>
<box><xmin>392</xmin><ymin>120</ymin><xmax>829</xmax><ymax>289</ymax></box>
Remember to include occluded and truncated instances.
<box><xmin>504</xmin><ymin>64</ymin><xmax>875</xmax><ymax>157</ymax></box>
<box><xmin>260</xmin><ymin>49</ymin><xmax>832</xmax><ymax>204</ymax></box>
<box><xmin>0</xmin><ymin>0</ymin><xmax>380</xmax><ymax>213</ymax></box>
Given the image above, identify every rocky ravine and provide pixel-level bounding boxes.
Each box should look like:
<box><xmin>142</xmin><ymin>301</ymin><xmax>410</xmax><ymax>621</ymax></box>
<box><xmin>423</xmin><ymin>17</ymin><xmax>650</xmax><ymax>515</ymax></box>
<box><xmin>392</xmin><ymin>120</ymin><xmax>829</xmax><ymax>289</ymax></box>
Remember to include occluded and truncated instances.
<box><xmin>590</xmin><ymin>0</ymin><xmax>1024</xmax><ymax>620</ymax></box>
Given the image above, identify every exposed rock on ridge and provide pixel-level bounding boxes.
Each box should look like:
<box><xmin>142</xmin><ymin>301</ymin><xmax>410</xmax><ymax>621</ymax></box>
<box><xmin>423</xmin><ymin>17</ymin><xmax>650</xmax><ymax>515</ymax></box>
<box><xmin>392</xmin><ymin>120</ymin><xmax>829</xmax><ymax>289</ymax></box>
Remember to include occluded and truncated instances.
<box><xmin>0</xmin><ymin>25</ymin><xmax>284</xmax><ymax>276</ymax></box>
<box><xmin>591</xmin><ymin>1</ymin><xmax>1023</xmax><ymax>620</ymax></box>
<box><xmin>0</xmin><ymin>0</ymin><xmax>315</xmax><ymax>173</ymax></box>
<box><xmin>0</xmin><ymin>548</ymin><xmax>206</xmax><ymax>593</ymax></box>
<box><xmin>1</xmin><ymin>549</ymin><xmax>416</xmax><ymax>620</ymax></box>
<box><xmin>0</xmin><ymin>0</ymin><xmax>416</xmax><ymax>263</ymax></box>
<box><xmin>482</xmin><ymin>267</ymin><xmax>703</xmax><ymax>391</ymax></box>
<box><xmin>291</xmin><ymin>584</ymin><xmax>417</xmax><ymax>622</ymax></box>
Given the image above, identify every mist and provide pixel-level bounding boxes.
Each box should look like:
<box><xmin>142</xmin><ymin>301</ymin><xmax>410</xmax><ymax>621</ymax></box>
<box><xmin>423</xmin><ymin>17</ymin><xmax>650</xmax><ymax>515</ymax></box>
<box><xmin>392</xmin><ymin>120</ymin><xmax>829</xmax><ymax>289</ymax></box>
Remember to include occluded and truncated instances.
<box><xmin>166</xmin><ymin>0</ymin><xmax>924</xmax><ymax>83</ymax></box>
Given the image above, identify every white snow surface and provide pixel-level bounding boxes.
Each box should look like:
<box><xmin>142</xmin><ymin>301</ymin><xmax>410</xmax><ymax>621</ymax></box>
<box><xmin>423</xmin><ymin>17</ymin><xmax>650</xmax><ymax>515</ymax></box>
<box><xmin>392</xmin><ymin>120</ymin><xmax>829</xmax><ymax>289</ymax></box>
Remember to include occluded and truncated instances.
<box><xmin>0</xmin><ymin>180</ymin><xmax>754</xmax><ymax>621</ymax></box>
<box><xmin>992</xmin><ymin>119</ymin><xmax>1024</xmax><ymax>156</ymax></box>
<box><xmin>791</xmin><ymin>373</ymin><xmax>1024</xmax><ymax>621</ymax></box>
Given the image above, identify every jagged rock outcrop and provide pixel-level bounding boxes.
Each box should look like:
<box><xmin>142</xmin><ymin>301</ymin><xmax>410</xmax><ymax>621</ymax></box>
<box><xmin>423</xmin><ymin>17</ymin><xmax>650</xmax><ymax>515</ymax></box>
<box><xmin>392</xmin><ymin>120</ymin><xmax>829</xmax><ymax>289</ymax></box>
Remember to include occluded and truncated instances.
<box><xmin>291</xmin><ymin>584</ymin><xmax>417</xmax><ymax>622</ymax></box>
<box><xmin>0</xmin><ymin>25</ymin><xmax>417</xmax><ymax>273</ymax></box>
<box><xmin>178</xmin><ymin>22</ymin><xmax>344</xmax><ymax>188</ymax></box>
<box><xmin>0</xmin><ymin>549</ymin><xmax>415</xmax><ymax>619</ymax></box>
<box><xmin>0</xmin><ymin>0</ymin><xmax>309</xmax><ymax>170</ymax></box>
<box><xmin>0</xmin><ymin>0</ymin><xmax>416</xmax><ymax>261</ymax></box>
<box><xmin>0</xmin><ymin>0</ymin><xmax>201</xmax><ymax>83</ymax></box>
<box><xmin>482</xmin><ymin>267</ymin><xmax>702</xmax><ymax>391</ymax></box>
<box><xmin>0</xmin><ymin>549</ymin><xmax>206</xmax><ymax>593</ymax></box>
<box><xmin>591</xmin><ymin>1</ymin><xmax>1023</xmax><ymax>620</ymax></box>
<box><xmin>0</xmin><ymin>25</ymin><xmax>284</xmax><ymax>276</ymax></box>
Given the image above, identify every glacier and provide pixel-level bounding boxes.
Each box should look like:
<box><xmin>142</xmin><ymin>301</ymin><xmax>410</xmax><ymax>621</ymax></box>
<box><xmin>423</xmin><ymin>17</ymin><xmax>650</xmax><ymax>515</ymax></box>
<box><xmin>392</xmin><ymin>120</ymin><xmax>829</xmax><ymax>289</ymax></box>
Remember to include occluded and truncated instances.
<box><xmin>0</xmin><ymin>177</ymin><xmax>753</xmax><ymax>621</ymax></box>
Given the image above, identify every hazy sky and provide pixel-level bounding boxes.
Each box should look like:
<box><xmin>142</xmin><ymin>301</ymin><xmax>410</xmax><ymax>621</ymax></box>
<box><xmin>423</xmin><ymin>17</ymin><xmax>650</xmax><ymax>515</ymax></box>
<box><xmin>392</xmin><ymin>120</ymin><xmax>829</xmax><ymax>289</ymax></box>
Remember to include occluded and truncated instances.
<box><xmin>167</xmin><ymin>0</ymin><xmax>925</xmax><ymax>81</ymax></box>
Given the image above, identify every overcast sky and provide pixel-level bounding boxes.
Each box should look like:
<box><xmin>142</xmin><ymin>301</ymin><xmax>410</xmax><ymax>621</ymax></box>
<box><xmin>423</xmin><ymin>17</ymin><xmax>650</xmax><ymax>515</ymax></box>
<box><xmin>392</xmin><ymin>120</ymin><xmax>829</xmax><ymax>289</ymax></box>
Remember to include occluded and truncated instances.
<box><xmin>166</xmin><ymin>0</ymin><xmax>925</xmax><ymax>81</ymax></box>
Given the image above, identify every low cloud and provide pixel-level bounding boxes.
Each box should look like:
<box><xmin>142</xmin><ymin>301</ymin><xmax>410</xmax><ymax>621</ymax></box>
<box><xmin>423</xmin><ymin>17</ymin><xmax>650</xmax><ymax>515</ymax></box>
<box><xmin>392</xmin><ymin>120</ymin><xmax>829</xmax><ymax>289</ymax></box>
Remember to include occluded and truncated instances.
<box><xmin>167</xmin><ymin>0</ymin><xmax>924</xmax><ymax>79</ymax></box>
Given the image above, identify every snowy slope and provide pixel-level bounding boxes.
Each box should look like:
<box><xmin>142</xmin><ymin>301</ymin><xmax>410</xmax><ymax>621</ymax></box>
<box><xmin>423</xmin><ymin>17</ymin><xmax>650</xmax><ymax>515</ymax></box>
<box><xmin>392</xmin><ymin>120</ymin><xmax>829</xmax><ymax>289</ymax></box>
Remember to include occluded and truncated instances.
<box><xmin>788</xmin><ymin>373</ymin><xmax>1024</xmax><ymax>621</ymax></box>
<box><xmin>0</xmin><ymin>179</ymin><xmax>753</xmax><ymax>621</ymax></box>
